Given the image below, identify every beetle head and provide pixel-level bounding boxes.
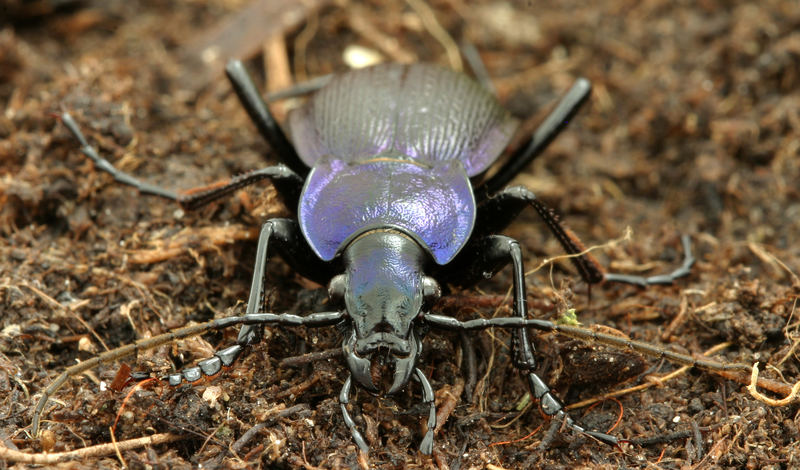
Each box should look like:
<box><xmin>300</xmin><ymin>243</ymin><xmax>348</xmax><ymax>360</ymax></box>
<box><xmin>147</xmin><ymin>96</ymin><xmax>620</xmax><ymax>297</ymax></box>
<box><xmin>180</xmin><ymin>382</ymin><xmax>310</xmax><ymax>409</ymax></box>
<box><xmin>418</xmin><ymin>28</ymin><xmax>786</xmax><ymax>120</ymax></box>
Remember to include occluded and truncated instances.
<box><xmin>331</xmin><ymin>229</ymin><xmax>440</xmax><ymax>395</ymax></box>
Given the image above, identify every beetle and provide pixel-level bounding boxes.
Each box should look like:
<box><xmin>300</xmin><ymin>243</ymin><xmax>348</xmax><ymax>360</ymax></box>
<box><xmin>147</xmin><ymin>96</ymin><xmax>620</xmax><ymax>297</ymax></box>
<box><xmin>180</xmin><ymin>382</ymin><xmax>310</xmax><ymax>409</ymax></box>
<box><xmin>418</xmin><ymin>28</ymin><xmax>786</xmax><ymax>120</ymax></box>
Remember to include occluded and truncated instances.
<box><xmin>33</xmin><ymin>60</ymin><xmax>707</xmax><ymax>454</ymax></box>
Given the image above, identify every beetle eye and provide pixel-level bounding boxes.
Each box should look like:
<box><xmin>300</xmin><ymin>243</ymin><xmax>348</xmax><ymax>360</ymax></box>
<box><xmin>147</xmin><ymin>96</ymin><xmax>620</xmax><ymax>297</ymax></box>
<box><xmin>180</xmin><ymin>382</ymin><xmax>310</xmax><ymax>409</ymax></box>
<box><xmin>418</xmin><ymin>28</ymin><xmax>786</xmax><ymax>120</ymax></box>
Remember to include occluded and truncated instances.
<box><xmin>422</xmin><ymin>276</ymin><xmax>441</xmax><ymax>310</ymax></box>
<box><xmin>328</xmin><ymin>274</ymin><xmax>346</xmax><ymax>304</ymax></box>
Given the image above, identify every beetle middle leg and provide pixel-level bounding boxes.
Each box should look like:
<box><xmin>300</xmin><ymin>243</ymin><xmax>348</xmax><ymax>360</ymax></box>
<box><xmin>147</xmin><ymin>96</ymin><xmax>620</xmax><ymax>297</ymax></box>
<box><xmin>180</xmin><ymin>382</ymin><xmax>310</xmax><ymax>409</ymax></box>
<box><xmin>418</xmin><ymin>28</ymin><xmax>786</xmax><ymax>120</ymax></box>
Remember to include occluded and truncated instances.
<box><xmin>473</xmin><ymin>185</ymin><xmax>695</xmax><ymax>286</ymax></box>
<box><xmin>468</xmin><ymin>72</ymin><xmax>693</xmax><ymax>286</ymax></box>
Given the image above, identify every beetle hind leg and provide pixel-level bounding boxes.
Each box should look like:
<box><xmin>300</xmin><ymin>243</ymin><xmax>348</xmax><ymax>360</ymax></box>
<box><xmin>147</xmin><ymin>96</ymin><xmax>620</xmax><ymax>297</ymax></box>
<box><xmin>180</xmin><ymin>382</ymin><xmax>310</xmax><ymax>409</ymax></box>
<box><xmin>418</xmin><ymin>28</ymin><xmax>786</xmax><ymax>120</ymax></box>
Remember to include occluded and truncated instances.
<box><xmin>477</xmin><ymin>77</ymin><xmax>593</xmax><ymax>197</ymax></box>
<box><xmin>59</xmin><ymin>111</ymin><xmax>305</xmax><ymax>210</ymax></box>
<box><xmin>225</xmin><ymin>60</ymin><xmax>309</xmax><ymax>178</ymax></box>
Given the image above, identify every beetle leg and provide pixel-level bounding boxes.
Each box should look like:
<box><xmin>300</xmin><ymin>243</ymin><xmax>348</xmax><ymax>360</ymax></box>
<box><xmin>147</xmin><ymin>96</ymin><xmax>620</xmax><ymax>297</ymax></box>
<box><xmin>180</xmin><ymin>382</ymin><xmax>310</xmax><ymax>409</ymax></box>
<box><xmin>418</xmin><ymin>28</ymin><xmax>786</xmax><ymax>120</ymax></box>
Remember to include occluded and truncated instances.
<box><xmin>424</xmin><ymin>313</ymin><xmax>750</xmax><ymax>374</ymax></box>
<box><xmin>477</xmin><ymin>78</ymin><xmax>592</xmax><ymax>197</ymax></box>
<box><xmin>59</xmin><ymin>111</ymin><xmax>178</xmax><ymax>201</ymax></box>
<box><xmin>161</xmin><ymin>310</ymin><xmax>345</xmax><ymax>387</ymax></box>
<box><xmin>602</xmin><ymin>234</ymin><xmax>695</xmax><ymax>286</ymax></box>
<box><xmin>432</xmin><ymin>235</ymin><xmax>626</xmax><ymax>447</ymax></box>
<box><xmin>263</xmin><ymin>74</ymin><xmax>333</xmax><ymax>102</ymax></box>
<box><xmin>238</xmin><ymin>218</ymin><xmax>338</xmax><ymax>345</ymax></box>
<box><xmin>225</xmin><ymin>60</ymin><xmax>309</xmax><ymax>177</ymax></box>
<box><xmin>459</xmin><ymin>331</ymin><xmax>478</xmax><ymax>400</ymax></box>
<box><xmin>471</xmin><ymin>186</ymin><xmax>605</xmax><ymax>283</ymax></box>
<box><xmin>461</xmin><ymin>42</ymin><xmax>495</xmax><ymax>95</ymax></box>
<box><xmin>31</xmin><ymin>309</ymin><xmax>345</xmax><ymax>436</ymax></box>
<box><xmin>59</xmin><ymin>112</ymin><xmax>304</xmax><ymax>210</ymax></box>
<box><xmin>177</xmin><ymin>165</ymin><xmax>303</xmax><ymax>211</ymax></box>
<box><xmin>472</xmin><ymin>186</ymin><xmax>694</xmax><ymax>286</ymax></box>
<box><xmin>526</xmin><ymin>373</ymin><xmax>623</xmax><ymax>447</ymax></box>
<box><xmin>440</xmin><ymin>235</ymin><xmax>536</xmax><ymax>367</ymax></box>
<box><xmin>424</xmin><ymin>311</ymin><xmax>752</xmax><ymax>447</ymax></box>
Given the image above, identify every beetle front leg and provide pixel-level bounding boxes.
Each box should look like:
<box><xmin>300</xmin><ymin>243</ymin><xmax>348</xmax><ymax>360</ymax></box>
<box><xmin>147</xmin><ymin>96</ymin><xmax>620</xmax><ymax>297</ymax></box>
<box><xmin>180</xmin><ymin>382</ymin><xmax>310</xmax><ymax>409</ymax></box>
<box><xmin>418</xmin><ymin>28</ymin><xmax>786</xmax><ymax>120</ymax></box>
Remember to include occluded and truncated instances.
<box><xmin>31</xmin><ymin>309</ymin><xmax>345</xmax><ymax>435</ymax></box>
<box><xmin>238</xmin><ymin>218</ymin><xmax>337</xmax><ymax>345</ymax></box>
<box><xmin>423</xmin><ymin>326</ymin><xmax>625</xmax><ymax>447</ymax></box>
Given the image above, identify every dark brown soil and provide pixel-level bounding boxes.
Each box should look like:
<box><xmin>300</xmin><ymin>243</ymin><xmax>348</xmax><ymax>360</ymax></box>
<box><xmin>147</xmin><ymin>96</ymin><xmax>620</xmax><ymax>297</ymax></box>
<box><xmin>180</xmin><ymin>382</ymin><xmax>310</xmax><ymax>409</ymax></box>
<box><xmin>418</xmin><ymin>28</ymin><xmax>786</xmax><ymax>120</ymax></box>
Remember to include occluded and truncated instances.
<box><xmin>1</xmin><ymin>1</ymin><xmax>799</xmax><ymax>469</ymax></box>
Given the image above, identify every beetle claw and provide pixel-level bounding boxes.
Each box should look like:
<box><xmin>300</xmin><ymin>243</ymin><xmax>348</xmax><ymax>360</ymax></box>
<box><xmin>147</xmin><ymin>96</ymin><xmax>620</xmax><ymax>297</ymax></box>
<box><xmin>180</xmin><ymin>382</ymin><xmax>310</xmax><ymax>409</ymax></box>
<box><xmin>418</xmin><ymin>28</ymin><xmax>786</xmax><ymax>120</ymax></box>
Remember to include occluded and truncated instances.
<box><xmin>388</xmin><ymin>332</ymin><xmax>419</xmax><ymax>395</ymax></box>
<box><xmin>344</xmin><ymin>331</ymin><xmax>378</xmax><ymax>392</ymax></box>
<box><xmin>388</xmin><ymin>355</ymin><xmax>415</xmax><ymax>395</ymax></box>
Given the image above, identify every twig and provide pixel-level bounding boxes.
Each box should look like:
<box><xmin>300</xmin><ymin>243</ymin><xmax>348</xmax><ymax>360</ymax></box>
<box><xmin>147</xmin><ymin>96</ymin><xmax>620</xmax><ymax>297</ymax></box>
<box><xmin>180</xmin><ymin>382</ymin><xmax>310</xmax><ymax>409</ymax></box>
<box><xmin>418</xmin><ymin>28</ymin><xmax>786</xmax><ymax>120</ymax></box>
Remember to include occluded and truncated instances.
<box><xmin>347</xmin><ymin>5</ymin><xmax>416</xmax><ymax>63</ymax></box>
<box><xmin>0</xmin><ymin>433</ymin><xmax>183</xmax><ymax>464</ymax></box>
<box><xmin>525</xmin><ymin>228</ymin><xmax>633</xmax><ymax>278</ymax></box>
<box><xmin>434</xmin><ymin>378</ymin><xmax>464</xmax><ymax>435</ymax></box>
<box><xmin>662</xmin><ymin>292</ymin><xmax>689</xmax><ymax>340</ymax></box>
<box><xmin>274</xmin><ymin>372</ymin><xmax>321</xmax><ymax>399</ymax></box>
<box><xmin>279</xmin><ymin>348</ymin><xmax>341</xmax><ymax>368</ymax></box>
<box><xmin>109</xmin><ymin>426</ymin><xmax>127</xmax><ymax>468</ymax></box>
<box><xmin>747</xmin><ymin>242</ymin><xmax>800</xmax><ymax>283</ymax></box>
<box><xmin>230</xmin><ymin>404</ymin><xmax>310</xmax><ymax>454</ymax></box>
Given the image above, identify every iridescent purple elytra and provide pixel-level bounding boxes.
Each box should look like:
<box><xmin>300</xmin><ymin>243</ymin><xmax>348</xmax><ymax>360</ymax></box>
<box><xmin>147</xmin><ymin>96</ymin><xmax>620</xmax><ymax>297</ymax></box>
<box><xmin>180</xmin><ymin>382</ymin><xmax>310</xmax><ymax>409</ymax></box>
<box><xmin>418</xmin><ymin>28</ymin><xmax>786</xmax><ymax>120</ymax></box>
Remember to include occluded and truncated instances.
<box><xmin>290</xmin><ymin>64</ymin><xmax>519</xmax><ymax>264</ymax></box>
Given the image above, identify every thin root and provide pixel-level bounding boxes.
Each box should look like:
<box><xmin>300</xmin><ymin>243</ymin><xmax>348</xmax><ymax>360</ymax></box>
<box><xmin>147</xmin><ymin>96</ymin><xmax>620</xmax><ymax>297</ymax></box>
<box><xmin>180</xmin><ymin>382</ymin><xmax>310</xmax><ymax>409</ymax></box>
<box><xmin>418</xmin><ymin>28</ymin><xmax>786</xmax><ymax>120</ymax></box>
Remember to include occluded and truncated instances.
<box><xmin>747</xmin><ymin>362</ymin><xmax>800</xmax><ymax>406</ymax></box>
<box><xmin>525</xmin><ymin>227</ymin><xmax>634</xmax><ymax>278</ymax></box>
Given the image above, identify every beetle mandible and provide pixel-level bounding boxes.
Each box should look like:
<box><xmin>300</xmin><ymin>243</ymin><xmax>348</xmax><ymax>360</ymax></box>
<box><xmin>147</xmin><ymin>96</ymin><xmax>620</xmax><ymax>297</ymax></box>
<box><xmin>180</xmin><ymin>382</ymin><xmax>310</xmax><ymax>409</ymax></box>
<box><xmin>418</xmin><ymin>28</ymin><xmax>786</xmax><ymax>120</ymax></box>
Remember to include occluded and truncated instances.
<box><xmin>33</xmin><ymin>60</ymin><xmax>699</xmax><ymax>454</ymax></box>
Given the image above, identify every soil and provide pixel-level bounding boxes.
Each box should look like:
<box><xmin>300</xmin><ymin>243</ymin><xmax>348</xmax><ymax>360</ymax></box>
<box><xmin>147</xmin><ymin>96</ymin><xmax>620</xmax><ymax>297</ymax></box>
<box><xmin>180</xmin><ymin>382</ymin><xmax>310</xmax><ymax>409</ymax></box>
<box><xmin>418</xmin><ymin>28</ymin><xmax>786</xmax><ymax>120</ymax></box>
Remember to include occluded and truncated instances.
<box><xmin>1</xmin><ymin>1</ymin><xmax>799</xmax><ymax>469</ymax></box>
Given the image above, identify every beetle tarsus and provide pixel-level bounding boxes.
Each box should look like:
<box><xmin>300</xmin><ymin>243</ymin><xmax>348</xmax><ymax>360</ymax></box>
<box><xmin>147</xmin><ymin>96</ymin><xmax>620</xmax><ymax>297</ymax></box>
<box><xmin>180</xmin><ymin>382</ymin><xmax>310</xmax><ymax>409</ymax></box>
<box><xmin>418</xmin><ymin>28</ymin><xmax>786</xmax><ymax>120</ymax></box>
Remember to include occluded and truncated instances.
<box><xmin>59</xmin><ymin>111</ymin><xmax>180</xmax><ymax>201</ymax></box>
<box><xmin>603</xmin><ymin>234</ymin><xmax>695</xmax><ymax>286</ymax></box>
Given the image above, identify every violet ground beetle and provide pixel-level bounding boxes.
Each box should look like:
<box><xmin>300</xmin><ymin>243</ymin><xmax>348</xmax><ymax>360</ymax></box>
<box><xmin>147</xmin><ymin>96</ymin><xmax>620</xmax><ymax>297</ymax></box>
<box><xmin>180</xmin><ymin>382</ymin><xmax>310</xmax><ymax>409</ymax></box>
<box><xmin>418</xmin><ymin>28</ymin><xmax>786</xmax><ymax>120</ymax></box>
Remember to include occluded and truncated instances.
<box><xmin>32</xmin><ymin>61</ymin><xmax>752</xmax><ymax>455</ymax></box>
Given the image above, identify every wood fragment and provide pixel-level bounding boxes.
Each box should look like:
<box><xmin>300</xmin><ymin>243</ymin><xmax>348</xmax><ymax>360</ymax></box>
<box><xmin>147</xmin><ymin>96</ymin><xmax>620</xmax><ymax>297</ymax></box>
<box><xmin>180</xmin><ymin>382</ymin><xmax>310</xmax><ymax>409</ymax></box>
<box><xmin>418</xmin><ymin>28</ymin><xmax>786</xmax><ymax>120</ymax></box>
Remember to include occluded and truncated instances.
<box><xmin>434</xmin><ymin>378</ymin><xmax>464</xmax><ymax>435</ymax></box>
<box><xmin>263</xmin><ymin>34</ymin><xmax>293</xmax><ymax>120</ymax></box>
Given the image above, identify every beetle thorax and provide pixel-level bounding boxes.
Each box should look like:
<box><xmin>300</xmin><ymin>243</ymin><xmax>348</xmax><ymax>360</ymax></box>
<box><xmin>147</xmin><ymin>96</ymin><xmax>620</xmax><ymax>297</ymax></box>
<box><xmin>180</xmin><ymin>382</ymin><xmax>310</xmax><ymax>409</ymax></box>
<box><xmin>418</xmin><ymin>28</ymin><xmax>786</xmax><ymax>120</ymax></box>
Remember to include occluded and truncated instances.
<box><xmin>337</xmin><ymin>229</ymin><xmax>431</xmax><ymax>395</ymax></box>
